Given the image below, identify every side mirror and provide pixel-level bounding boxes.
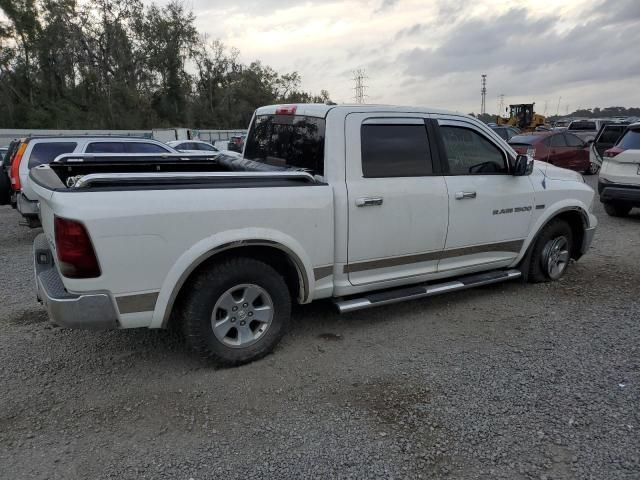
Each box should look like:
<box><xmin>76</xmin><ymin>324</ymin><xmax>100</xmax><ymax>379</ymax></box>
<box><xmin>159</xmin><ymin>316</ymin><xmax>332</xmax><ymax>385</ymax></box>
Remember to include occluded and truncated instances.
<box><xmin>512</xmin><ymin>154</ymin><xmax>534</xmax><ymax>176</ymax></box>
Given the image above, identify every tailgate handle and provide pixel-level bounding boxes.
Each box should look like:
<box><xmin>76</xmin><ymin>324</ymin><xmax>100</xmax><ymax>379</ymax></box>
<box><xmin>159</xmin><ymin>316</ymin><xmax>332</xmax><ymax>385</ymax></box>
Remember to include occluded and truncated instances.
<box><xmin>455</xmin><ymin>191</ymin><xmax>477</xmax><ymax>200</ymax></box>
<box><xmin>356</xmin><ymin>196</ymin><xmax>383</xmax><ymax>207</ymax></box>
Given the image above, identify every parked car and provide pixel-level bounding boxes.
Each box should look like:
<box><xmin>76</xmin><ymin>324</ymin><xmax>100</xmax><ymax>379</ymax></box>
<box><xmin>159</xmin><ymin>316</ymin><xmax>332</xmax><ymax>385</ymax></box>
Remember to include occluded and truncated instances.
<box><xmin>598</xmin><ymin>122</ymin><xmax>640</xmax><ymax>217</ymax></box>
<box><xmin>1</xmin><ymin>136</ymin><xmax>176</xmax><ymax>227</ymax></box>
<box><xmin>489</xmin><ymin>125</ymin><xmax>520</xmax><ymax>141</ymax></box>
<box><xmin>0</xmin><ymin>145</ymin><xmax>10</xmax><ymax>205</ymax></box>
<box><xmin>2</xmin><ymin>139</ymin><xmax>27</xmax><ymax>208</ymax></box>
<box><xmin>227</xmin><ymin>135</ymin><xmax>246</xmax><ymax>153</ymax></box>
<box><xmin>589</xmin><ymin>123</ymin><xmax>630</xmax><ymax>174</ymax></box>
<box><xmin>167</xmin><ymin>140</ymin><xmax>219</xmax><ymax>153</ymax></box>
<box><xmin>29</xmin><ymin>103</ymin><xmax>596</xmax><ymax>365</ymax></box>
<box><xmin>509</xmin><ymin>131</ymin><xmax>593</xmax><ymax>173</ymax></box>
<box><xmin>567</xmin><ymin>119</ymin><xmax>614</xmax><ymax>143</ymax></box>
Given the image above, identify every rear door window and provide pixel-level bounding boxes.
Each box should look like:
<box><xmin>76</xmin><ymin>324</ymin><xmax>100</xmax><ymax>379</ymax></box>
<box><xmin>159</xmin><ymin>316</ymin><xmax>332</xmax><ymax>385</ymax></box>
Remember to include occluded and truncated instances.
<box><xmin>126</xmin><ymin>142</ymin><xmax>169</xmax><ymax>153</ymax></box>
<box><xmin>28</xmin><ymin>142</ymin><xmax>78</xmax><ymax>167</ymax></box>
<box><xmin>550</xmin><ymin>134</ymin><xmax>567</xmax><ymax>147</ymax></box>
<box><xmin>361</xmin><ymin>124</ymin><xmax>433</xmax><ymax>177</ymax></box>
<box><xmin>564</xmin><ymin>133</ymin><xmax>584</xmax><ymax>147</ymax></box>
<box><xmin>86</xmin><ymin>142</ymin><xmax>126</xmax><ymax>153</ymax></box>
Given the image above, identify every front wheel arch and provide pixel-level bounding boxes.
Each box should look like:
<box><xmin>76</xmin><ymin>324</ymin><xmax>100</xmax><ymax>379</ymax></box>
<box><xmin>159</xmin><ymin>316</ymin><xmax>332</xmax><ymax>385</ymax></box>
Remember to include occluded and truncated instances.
<box><xmin>518</xmin><ymin>208</ymin><xmax>588</xmax><ymax>278</ymax></box>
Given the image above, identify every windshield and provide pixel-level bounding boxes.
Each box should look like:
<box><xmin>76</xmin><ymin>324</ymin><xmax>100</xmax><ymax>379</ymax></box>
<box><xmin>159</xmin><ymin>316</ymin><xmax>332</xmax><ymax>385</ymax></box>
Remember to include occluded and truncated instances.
<box><xmin>244</xmin><ymin>114</ymin><xmax>325</xmax><ymax>176</ymax></box>
<box><xmin>617</xmin><ymin>128</ymin><xmax>640</xmax><ymax>150</ymax></box>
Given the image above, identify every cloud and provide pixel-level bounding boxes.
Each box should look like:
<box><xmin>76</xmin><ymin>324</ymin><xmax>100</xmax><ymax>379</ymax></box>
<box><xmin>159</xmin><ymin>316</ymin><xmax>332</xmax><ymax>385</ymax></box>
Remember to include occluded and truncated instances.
<box><xmin>375</xmin><ymin>0</ymin><xmax>398</xmax><ymax>14</ymax></box>
<box><xmin>152</xmin><ymin>0</ymin><xmax>640</xmax><ymax>112</ymax></box>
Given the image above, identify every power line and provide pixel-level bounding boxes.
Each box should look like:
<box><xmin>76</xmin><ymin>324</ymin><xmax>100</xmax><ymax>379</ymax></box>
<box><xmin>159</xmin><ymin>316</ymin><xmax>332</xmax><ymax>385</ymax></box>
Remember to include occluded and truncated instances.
<box><xmin>353</xmin><ymin>69</ymin><xmax>367</xmax><ymax>104</ymax></box>
<box><xmin>480</xmin><ymin>74</ymin><xmax>487</xmax><ymax>115</ymax></box>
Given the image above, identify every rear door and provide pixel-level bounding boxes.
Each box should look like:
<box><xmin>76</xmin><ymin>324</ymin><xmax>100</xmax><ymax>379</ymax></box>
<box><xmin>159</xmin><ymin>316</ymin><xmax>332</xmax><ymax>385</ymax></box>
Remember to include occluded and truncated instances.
<box><xmin>434</xmin><ymin>116</ymin><xmax>534</xmax><ymax>271</ymax></box>
<box><xmin>564</xmin><ymin>132</ymin><xmax>589</xmax><ymax>170</ymax></box>
<box><xmin>593</xmin><ymin>125</ymin><xmax>627</xmax><ymax>165</ymax></box>
<box><xmin>345</xmin><ymin>114</ymin><xmax>449</xmax><ymax>286</ymax></box>
<box><xmin>547</xmin><ymin>133</ymin><xmax>572</xmax><ymax>167</ymax></box>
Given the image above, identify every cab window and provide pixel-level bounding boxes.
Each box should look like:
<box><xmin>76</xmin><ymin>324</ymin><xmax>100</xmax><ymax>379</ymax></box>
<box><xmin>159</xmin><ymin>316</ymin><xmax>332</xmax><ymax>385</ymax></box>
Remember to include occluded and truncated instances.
<box><xmin>440</xmin><ymin>126</ymin><xmax>507</xmax><ymax>175</ymax></box>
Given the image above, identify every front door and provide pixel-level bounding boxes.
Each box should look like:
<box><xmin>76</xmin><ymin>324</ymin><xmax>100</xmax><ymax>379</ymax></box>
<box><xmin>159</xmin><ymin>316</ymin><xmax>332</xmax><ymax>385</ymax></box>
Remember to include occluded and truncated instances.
<box><xmin>434</xmin><ymin>117</ymin><xmax>535</xmax><ymax>271</ymax></box>
<box><xmin>345</xmin><ymin>114</ymin><xmax>449</xmax><ymax>286</ymax></box>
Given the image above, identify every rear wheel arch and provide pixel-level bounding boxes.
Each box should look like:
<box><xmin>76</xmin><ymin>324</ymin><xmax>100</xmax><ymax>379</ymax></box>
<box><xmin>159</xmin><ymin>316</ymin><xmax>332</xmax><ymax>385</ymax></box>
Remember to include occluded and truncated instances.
<box><xmin>163</xmin><ymin>241</ymin><xmax>307</xmax><ymax>329</ymax></box>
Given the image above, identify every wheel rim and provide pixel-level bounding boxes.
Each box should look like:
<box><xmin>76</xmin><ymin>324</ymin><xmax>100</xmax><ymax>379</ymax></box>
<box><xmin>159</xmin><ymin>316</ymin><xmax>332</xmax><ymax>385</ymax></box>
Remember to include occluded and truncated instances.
<box><xmin>211</xmin><ymin>284</ymin><xmax>274</xmax><ymax>348</ymax></box>
<box><xmin>542</xmin><ymin>236</ymin><xmax>570</xmax><ymax>280</ymax></box>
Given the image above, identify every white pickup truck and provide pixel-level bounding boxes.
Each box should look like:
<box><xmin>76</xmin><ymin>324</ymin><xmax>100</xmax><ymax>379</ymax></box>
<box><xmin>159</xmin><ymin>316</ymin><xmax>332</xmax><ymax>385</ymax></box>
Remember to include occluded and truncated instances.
<box><xmin>30</xmin><ymin>104</ymin><xmax>597</xmax><ymax>365</ymax></box>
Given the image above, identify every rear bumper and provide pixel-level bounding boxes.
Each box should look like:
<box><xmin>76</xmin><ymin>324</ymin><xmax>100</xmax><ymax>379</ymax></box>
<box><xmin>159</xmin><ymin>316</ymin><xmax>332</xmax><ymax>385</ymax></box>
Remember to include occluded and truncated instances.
<box><xmin>598</xmin><ymin>179</ymin><xmax>640</xmax><ymax>207</ymax></box>
<box><xmin>34</xmin><ymin>234</ymin><xmax>118</xmax><ymax>330</ymax></box>
<box><xmin>17</xmin><ymin>192</ymin><xmax>39</xmax><ymax>217</ymax></box>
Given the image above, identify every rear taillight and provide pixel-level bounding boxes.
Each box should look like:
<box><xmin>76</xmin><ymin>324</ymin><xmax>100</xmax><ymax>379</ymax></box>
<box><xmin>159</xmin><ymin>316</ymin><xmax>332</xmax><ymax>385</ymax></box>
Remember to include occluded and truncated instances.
<box><xmin>54</xmin><ymin>216</ymin><xmax>101</xmax><ymax>278</ymax></box>
<box><xmin>10</xmin><ymin>143</ymin><xmax>27</xmax><ymax>190</ymax></box>
<box><xmin>605</xmin><ymin>149</ymin><xmax>622</xmax><ymax>158</ymax></box>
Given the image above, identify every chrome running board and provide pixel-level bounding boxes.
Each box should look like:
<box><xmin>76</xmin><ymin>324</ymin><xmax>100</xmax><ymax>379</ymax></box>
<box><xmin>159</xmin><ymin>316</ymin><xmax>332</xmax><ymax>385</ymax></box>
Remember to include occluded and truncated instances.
<box><xmin>334</xmin><ymin>269</ymin><xmax>522</xmax><ymax>313</ymax></box>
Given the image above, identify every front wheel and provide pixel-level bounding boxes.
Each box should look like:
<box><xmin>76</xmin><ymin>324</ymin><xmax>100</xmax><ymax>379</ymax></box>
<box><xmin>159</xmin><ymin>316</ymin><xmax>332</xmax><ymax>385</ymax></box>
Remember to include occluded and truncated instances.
<box><xmin>180</xmin><ymin>257</ymin><xmax>291</xmax><ymax>366</ymax></box>
<box><xmin>603</xmin><ymin>203</ymin><xmax>631</xmax><ymax>217</ymax></box>
<box><xmin>528</xmin><ymin>219</ymin><xmax>573</xmax><ymax>283</ymax></box>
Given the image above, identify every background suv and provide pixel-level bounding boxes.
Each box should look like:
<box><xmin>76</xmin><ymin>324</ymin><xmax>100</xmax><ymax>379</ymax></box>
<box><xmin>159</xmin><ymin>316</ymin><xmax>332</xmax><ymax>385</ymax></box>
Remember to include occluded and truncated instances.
<box><xmin>8</xmin><ymin>136</ymin><xmax>176</xmax><ymax>227</ymax></box>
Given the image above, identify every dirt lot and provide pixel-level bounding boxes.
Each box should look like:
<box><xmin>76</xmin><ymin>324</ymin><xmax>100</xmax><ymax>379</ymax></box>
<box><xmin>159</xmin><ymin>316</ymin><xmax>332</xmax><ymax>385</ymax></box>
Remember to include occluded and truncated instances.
<box><xmin>1</xmin><ymin>176</ymin><xmax>639</xmax><ymax>480</ymax></box>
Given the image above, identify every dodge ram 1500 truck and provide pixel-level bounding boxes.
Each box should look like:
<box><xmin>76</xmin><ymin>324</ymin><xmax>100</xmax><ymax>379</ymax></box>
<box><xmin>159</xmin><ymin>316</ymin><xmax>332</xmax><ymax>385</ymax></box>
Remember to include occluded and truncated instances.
<box><xmin>29</xmin><ymin>104</ymin><xmax>597</xmax><ymax>365</ymax></box>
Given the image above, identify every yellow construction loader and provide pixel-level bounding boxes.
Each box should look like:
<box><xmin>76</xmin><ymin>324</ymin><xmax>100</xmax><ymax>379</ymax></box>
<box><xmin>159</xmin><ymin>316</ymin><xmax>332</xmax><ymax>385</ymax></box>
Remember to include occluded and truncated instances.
<box><xmin>497</xmin><ymin>103</ymin><xmax>546</xmax><ymax>131</ymax></box>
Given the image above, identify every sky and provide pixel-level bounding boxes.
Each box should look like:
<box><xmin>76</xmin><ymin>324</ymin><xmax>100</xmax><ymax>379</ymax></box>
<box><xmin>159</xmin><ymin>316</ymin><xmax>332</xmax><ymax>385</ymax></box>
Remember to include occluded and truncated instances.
<box><xmin>147</xmin><ymin>0</ymin><xmax>637</xmax><ymax>113</ymax></box>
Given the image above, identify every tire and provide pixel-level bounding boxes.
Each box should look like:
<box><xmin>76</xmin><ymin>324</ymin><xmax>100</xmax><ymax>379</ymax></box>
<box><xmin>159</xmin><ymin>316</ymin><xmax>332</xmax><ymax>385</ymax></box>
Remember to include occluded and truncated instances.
<box><xmin>603</xmin><ymin>203</ymin><xmax>631</xmax><ymax>217</ymax></box>
<box><xmin>585</xmin><ymin>162</ymin><xmax>600</xmax><ymax>175</ymax></box>
<box><xmin>180</xmin><ymin>257</ymin><xmax>291</xmax><ymax>366</ymax></box>
<box><xmin>528</xmin><ymin>219</ymin><xmax>573</xmax><ymax>283</ymax></box>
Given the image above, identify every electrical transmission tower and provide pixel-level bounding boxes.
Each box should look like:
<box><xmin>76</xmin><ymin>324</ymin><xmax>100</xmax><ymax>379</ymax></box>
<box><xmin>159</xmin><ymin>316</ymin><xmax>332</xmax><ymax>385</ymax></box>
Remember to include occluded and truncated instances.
<box><xmin>498</xmin><ymin>93</ymin><xmax>505</xmax><ymax>115</ymax></box>
<box><xmin>353</xmin><ymin>69</ymin><xmax>367</xmax><ymax>104</ymax></box>
<box><xmin>480</xmin><ymin>74</ymin><xmax>487</xmax><ymax>115</ymax></box>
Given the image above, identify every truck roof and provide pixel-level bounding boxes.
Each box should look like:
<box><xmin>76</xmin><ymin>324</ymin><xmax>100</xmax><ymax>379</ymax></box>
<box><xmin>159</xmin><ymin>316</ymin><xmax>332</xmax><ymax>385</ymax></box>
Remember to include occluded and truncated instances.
<box><xmin>255</xmin><ymin>103</ymin><xmax>463</xmax><ymax>118</ymax></box>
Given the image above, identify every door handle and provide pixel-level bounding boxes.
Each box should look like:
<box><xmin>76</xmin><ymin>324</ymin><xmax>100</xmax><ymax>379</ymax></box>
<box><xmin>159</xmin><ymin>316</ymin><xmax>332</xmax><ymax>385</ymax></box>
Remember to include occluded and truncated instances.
<box><xmin>356</xmin><ymin>196</ymin><xmax>383</xmax><ymax>207</ymax></box>
<box><xmin>454</xmin><ymin>191</ymin><xmax>476</xmax><ymax>200</ymax></box>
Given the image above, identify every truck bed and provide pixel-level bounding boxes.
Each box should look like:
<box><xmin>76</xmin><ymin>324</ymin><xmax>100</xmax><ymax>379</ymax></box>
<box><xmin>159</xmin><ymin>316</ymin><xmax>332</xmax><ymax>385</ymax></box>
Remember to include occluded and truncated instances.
<box><xmin>30</xmin><ymin>153</ymin><xmax>320</xmax><ymax>191</ymax></box>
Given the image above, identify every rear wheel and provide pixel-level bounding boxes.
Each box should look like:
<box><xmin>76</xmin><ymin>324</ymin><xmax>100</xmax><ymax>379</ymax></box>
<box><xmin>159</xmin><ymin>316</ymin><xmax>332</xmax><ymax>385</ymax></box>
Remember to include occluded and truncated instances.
<box><xmin>180</xmin><ymin>257</ymin><xmax>291</xmax><ymax>366</ymax></box>
<box><xmin>603</xmin><ymin>203</ymin><xmax>631</xmax><ymax>217</ymax></box>
<box><xmin>528</xmin><ymin>219</ymin><xmax>573</xmax><ymax>283</ymax></box>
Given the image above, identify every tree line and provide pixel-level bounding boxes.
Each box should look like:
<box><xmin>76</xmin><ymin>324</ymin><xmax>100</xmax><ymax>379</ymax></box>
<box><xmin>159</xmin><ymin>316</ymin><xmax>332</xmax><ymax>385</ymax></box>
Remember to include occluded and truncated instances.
<box><xmin>0</xmin><ymin>0</ymin><xmax>331</xmax><ymax>130</ymax></box>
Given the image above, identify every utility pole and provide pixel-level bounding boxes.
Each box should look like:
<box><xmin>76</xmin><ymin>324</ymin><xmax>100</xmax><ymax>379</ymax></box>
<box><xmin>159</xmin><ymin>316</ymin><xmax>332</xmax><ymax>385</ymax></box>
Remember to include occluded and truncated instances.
<box><xmin>353</xmin><ymin>69</ymin><xmax>367</xmax><ymax>104</ymax></box>
<box><xmin>480</xmin><ymin>74</ymin><xmax>487</xmax><ymax>115</ymax></box>
<box><xmin>498</xmin><ymin>93</ymin><xmax>505</xmax><ymax>115</ymax></box>
<box><xmin>543</xmin><ymin>100</ymin><xmax>548</xmax><ymax>116</ymax></box>
<box><xmin>555</xmin><ymin>96</ymin><xmax>562</xmax><ymax>116</ymax></box>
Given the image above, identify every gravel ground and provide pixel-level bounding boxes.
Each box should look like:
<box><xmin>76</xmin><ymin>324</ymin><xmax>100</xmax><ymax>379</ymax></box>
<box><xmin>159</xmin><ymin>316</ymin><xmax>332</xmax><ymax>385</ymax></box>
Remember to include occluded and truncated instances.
<box><xmin>1</xmin><ymin>175</ymin><xmax>639</xmax><ymax>479</ymax></box>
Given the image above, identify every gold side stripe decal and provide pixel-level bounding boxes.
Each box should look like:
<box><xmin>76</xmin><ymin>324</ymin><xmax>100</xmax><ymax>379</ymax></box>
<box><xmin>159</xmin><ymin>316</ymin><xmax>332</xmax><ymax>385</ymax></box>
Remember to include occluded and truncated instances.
<box><xmin>343</xmin><ymin>239</ymin><xmax>524</xmax><ymax>274</ymax></box>
<box><xmin>116</xmin><ymin>292</ymin><xmax>159</xmax><ymax>314</ymax></box>
<box><xmin>313</xmin><ymin>265</ymin><xmax>334</xmax><ymax>281</ymax></box>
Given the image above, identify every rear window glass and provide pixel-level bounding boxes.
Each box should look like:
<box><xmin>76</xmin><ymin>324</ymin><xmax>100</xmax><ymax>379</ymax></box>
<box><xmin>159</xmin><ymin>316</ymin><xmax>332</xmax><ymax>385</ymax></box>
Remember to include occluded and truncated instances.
<box><xmin>361</xmin><ymin>124</ymin><xmax>433</xmax><ymax>177</ymax></box>
<box><xmin>244</xmin><ymin>115</ymin><xmax>325</xmax><ymax>175</ymax></box>
<box><xmin>508</xmin><ymin>135</ymin><xmax>538</xmax><ymax>145</ymax></box>
<box><xmin>29</xmin><ymin>142</ymin><xmax>77</xmax><ymax>168</ymax></box>
<box><xmin>492</xmin><ymin>128</ymin><xmax>509</xmax><ymax>140</ymax></box>
<box><xmin>569</xmin><ymin>121</ymin><xmax>596</xmax><ymax>131</ymax></box>
<box><xmin>617</xmin><ymin>129</ymin><xmax>640</xmax><ymax>150</ymax></box>
<box><xmin>598</xmin><ymin>126</ymin><xmax>625</xmax><ymax>144</ymax></box>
